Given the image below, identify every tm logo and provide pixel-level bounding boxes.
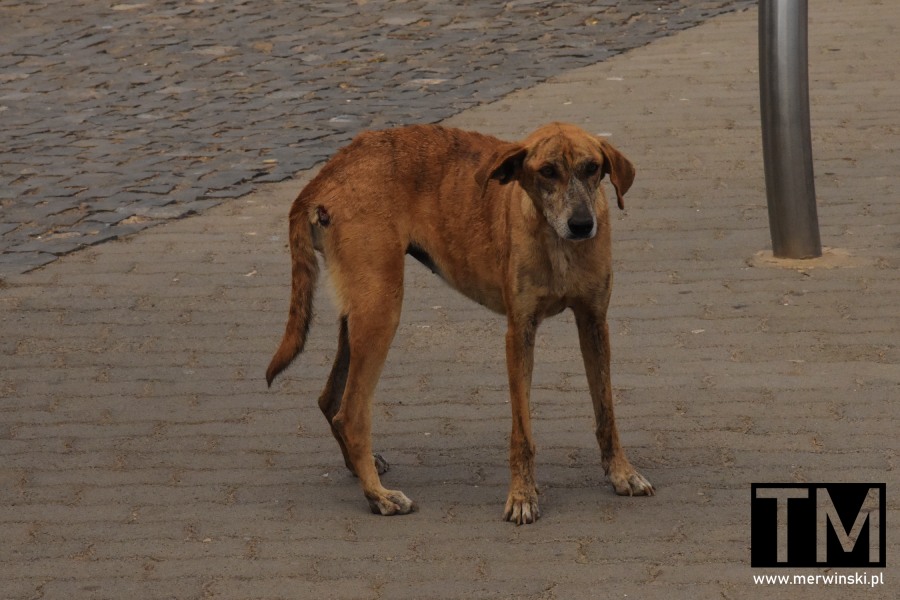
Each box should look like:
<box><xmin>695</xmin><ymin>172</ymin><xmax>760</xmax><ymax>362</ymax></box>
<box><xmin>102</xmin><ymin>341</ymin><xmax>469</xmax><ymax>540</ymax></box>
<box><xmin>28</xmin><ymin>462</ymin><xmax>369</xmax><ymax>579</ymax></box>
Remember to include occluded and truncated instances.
<box><xmin>751</xmin><ymin>483</ymin><xmax>885</xmax><ymax>568</ymax></box>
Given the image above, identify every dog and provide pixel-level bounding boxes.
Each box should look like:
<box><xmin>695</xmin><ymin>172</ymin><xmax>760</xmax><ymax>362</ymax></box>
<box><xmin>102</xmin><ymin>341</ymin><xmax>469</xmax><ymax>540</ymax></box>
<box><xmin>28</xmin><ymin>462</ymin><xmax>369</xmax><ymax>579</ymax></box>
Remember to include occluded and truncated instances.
<box><xmin>266</xmin><ymin>122</ymin><xmax>654</xmax><ymax>524</ymax></box>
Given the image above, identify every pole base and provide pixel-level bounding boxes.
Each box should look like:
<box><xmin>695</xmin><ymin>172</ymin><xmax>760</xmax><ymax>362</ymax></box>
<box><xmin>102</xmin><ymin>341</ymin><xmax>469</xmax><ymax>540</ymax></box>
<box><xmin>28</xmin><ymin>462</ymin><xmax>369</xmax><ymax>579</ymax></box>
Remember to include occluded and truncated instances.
<box><xmin>747</xmin><ymin>247</ymin><xmax>871</xmax><ymax>270</ymax></box>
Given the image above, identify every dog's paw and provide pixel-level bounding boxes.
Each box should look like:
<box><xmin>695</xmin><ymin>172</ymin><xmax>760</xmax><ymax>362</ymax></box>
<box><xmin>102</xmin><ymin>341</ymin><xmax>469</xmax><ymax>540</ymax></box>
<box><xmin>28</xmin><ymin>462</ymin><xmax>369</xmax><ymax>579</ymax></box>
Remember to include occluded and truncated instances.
<box><xmin>373</xmin><ymin>453</ymin><xmax>389</xmax><ymax>475</ymax></box>
<box><xmin>503</xmin><ymin>491</ymin><xmax>541</xmax><ymax>525</ymax></box>
<box><xmin>609</xmin><ymin>467</ymin><xmax>655</xmax><ymax>497</ymax></box>
<box><xmin>366</xmin><ymin>489</ymin><xmax>417</xmax><ymax>516</ymax></box>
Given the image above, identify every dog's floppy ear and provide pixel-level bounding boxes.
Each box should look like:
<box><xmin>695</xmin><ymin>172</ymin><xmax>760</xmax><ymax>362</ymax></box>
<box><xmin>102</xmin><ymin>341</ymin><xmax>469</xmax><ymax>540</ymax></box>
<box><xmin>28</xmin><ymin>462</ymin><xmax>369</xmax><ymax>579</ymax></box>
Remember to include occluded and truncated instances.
<box><xmin>474</xmin><ymin>143</ymin><xmax>528</xmax><ymax>195</ymax></box>
<box><xmin>597</xmin><ymin>138</ymin><xmax>635</xmax><ymax>210</ymax></box>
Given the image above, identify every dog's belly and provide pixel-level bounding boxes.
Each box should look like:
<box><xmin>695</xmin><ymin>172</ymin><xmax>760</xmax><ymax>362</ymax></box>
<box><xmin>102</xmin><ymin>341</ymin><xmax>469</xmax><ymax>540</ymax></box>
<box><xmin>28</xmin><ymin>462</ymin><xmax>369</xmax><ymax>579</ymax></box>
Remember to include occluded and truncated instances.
<box><xmin>406</xmin><ymin>243</ymin><xmax>442</xmax><ymax>277</ymax></box>
<box><xmin>406</xmin><ymin>243</ymin><xmax>507</xmax><ymax>314</ymax></box>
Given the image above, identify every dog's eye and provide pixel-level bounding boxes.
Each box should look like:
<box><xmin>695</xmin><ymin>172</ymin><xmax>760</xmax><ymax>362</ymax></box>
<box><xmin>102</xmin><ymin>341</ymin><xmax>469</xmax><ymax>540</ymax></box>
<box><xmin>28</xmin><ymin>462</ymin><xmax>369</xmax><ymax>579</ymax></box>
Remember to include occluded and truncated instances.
<box><xmin>539</xmin><ymin>165</ymin><xmax>558</xmax><ymax>179</ymax></box>
<box><xmin>583</xmin><ymin>161</ymin><xmax>600</xmax><ymax>176</ymax></box>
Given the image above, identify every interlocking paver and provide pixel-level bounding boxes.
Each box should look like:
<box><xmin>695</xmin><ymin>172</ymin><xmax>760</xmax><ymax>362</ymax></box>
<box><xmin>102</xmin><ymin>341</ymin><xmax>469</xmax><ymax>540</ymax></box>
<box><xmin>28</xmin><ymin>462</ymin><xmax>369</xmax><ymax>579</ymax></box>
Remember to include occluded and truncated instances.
<box><xmin>0</xmin><ymin>0</ymin><xmax>754</xmax><ymax>277</ymax></box>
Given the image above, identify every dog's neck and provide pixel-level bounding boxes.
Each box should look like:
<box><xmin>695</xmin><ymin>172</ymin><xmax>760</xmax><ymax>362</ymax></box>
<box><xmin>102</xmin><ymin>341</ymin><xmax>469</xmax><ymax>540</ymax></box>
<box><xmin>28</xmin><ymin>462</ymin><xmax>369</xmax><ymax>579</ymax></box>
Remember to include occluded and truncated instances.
<box><xmin>517</xmin><ymin>192</ymin><xmax>583</xmax><ymax>296</ymax></box>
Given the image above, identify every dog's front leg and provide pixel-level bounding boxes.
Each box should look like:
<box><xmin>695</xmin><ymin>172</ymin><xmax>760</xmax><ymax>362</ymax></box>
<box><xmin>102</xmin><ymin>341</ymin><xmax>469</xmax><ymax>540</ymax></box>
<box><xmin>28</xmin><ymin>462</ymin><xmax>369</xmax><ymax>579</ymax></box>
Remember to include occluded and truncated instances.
<box><xmin>573</xmin><ymin>306</ymin><xmax>654</xmax><ymax>497</ymax></box>
<box><xmin>503</xmin><ymin>314</ymin><xmax>540</xmax><ymax>524</ymax></box>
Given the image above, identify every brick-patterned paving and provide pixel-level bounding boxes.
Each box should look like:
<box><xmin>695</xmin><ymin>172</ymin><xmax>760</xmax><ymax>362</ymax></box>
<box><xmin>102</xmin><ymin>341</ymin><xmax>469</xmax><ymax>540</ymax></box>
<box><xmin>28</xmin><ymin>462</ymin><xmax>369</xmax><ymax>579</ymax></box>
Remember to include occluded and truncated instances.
<box><xmin>0</xmin><ymin>1</ymin><xmax>754</xmax><ymax>274</ymax></box>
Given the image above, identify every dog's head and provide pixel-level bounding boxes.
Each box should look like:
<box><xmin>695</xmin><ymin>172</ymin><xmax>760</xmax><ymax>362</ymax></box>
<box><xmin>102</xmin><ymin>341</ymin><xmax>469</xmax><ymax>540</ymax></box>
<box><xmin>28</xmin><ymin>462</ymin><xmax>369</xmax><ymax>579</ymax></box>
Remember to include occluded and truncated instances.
<box><xmin>475</xmin><ymin>123</ymin><xmax>635</xmax><ymax>241</ymax></box>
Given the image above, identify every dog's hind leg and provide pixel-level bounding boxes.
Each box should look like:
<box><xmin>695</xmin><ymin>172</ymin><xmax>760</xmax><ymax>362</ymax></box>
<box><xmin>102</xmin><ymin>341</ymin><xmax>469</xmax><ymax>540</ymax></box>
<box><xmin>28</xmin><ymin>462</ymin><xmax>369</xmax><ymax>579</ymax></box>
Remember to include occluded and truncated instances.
<box><xmin>330</xmin><ymin>251</ymin><xmax>415</xmax><ymax>516</ymax></box>
<box><xmin>319</xmin><ymin>315</ymin><xmax>389</xmax><ymax>476</ymax></box>
<box><xmin>573</xmin><ymin>306</ymin><xmax>654</xmax><ymax>497</ymax></box>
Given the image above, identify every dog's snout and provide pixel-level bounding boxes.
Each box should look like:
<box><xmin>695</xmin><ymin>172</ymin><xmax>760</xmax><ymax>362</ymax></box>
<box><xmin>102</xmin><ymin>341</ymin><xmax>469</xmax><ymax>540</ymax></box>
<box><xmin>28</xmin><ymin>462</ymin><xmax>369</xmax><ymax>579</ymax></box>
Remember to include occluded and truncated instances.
<box><xmin>566</xmin><ymin>207</ymin><xmax>596</xmax><ymax>240</ymax></box>
<box><xmin>567</xmin><ymin>216</ymin><xmax>594</xmax><ymax>239</ymax></box>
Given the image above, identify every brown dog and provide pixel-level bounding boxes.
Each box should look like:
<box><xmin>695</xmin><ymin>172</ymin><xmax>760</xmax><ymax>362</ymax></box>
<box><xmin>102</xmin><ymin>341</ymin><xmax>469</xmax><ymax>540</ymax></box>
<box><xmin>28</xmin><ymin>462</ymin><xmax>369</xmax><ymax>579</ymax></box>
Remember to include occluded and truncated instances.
<box><xmin>267</xmin><ymin>122</ymin><xmax>654</xmax><ymax>524</ymax></box>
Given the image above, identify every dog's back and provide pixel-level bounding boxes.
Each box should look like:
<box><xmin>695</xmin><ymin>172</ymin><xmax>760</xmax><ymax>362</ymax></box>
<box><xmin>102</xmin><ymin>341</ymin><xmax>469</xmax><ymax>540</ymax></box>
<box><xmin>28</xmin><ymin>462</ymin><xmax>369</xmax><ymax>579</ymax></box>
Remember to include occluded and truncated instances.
<box><xmin>267</xmin><ymin>126</ymin><xmax>512</xmax><ymax>383</ymax></box>
<box><xmin>301</xmin><ymin>125</ymin><xmax>517</xmax><ymax>311</ymax></box>
<box><xmin>303</xmin><ymin>124</ymin><xmax>500</xmax><ymax>201</ymax></box>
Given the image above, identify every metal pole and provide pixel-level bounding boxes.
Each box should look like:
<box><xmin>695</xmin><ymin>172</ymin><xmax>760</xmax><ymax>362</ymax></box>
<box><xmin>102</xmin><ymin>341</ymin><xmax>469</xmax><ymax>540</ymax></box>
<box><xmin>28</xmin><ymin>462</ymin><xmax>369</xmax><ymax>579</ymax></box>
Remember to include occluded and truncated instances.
<box><xmin>759</xmin><ymin>0</ymin><xmax>822</xmax><ymax>259</ymax></box>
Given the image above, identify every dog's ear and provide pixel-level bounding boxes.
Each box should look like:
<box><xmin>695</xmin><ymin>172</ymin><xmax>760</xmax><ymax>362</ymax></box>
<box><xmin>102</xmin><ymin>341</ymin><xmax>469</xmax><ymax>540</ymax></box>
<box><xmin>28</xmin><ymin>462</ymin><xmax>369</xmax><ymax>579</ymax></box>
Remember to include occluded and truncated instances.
<box><xmin>597</xmin><ymin>138</ymin><xmax>635</xmax><ymax>210</ymax></box>
<box><xmin>474</xmin><ymin>144</ymin><xmax>528</xmax><ymax>194</ymax></box>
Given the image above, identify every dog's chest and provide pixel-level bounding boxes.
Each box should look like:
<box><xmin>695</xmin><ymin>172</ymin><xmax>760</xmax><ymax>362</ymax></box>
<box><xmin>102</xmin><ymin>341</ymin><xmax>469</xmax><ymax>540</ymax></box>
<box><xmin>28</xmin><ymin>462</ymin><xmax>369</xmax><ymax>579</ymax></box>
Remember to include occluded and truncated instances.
<box><xmin>544</xmin><ymin>239</ymin><xmax>588</xmax><ymax>296</ymax></box>
<box><xmin>546</xmin><ymin>248</ymin><xmax>572</xmax><ymax>294</ymax></box>
<box><xmin>518</xmin><ymin>238</ymin><xmax>607</xmax><ymax>310</ymax></box>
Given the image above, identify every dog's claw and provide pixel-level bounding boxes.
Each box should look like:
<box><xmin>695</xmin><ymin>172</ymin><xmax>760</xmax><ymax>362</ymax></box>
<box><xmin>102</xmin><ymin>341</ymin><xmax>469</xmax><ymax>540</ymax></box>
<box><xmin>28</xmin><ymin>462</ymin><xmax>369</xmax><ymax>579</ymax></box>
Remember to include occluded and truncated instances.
<box><xmin>503</xmin><ymin>492</ymin><xmax>541</xmax><ymax>525</ymax></box>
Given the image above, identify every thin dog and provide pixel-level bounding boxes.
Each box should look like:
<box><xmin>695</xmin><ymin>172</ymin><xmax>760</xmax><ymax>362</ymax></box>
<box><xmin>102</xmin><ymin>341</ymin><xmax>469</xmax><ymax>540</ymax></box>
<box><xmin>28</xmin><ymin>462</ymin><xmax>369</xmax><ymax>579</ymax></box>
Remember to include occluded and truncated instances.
<box><xmin>266</xmin><ymin>122</ymin><xmax>654</xmax><ymax>524</ymax></box>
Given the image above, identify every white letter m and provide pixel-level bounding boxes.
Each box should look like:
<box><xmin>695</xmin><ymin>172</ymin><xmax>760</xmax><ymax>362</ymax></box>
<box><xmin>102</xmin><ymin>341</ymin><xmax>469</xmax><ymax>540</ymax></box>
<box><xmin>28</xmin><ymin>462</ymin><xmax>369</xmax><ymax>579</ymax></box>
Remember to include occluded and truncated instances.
<box><xmin>817</xmin><ymin>487</ymin><xmax>880</xmax><ymax>563</ymax></box>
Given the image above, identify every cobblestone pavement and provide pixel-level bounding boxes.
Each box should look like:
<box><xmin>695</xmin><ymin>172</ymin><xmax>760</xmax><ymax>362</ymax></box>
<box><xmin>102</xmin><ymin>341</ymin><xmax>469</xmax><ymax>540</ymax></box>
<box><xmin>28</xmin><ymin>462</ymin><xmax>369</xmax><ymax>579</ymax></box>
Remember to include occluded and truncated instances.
<box><xmin>0</xmin><ymin>0</ymin><xmax>754</xmax><ymax>276</ymax></box>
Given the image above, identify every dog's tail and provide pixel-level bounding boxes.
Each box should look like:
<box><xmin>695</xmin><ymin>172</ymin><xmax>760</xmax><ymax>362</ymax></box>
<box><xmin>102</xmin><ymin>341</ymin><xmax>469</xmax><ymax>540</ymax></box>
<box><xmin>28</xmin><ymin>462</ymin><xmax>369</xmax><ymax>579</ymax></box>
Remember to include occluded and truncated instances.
<box><xmin>266</xmin><ymin>195</ymin><xmax>319</xmax><ymax>387</ymax></box>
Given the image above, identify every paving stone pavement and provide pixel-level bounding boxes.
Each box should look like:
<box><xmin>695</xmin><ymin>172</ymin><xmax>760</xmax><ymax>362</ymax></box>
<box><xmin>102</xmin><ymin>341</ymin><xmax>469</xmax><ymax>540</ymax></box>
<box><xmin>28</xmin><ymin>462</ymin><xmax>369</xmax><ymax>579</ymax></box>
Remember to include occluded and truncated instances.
<box><xmin>1</xmin><ymin>1</ymin><xmax>899</xmax><ymax>599</ymax></box>
<box><xmin>0</xmin><ymin>0</ymin><xmax>755</xmax><ymax>276</ymax></box>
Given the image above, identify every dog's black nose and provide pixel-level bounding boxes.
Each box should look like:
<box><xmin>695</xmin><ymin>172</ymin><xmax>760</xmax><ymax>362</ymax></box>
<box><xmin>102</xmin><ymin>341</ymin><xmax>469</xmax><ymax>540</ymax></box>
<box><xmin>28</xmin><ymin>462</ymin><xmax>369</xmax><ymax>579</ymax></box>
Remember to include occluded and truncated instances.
<box><xmin>567</xmin><ymin>215</ymin><xmax>595</xmax><ymax>239</ymax></box>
